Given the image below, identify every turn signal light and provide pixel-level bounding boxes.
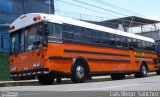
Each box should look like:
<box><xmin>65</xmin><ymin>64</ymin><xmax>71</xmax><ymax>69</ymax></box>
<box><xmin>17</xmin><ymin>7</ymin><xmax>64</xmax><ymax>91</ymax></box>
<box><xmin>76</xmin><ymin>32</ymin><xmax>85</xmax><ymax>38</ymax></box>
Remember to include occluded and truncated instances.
<box><xmin>33</xmin><ymin>17</ymin><xmax>37</xmax><ymax>21</ymax></box>
<box><xmin>9</xmin><ymin>26</ymin><xmax>15</xmax><ymax>31</ymax></box>
<box><xmin>33</xmin><ymin>16</ymin><xmax>41</xmax><ymax>22</ymax></box>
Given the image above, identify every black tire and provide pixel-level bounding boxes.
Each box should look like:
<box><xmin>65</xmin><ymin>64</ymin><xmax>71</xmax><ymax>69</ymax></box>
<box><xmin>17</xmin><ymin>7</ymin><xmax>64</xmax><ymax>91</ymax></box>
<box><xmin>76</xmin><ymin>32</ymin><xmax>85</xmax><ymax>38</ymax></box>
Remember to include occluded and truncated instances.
<box><xmin>37</xmin><ymin>74</ymin><xmax>54</xmax><ymax>85</ymax></box>
<box><xmin>111</xmin><ymin>74</ymin><xmax>125</xmax><ymax>80</ymax></box>
<box><xmin>134</xmin><ymin>65</ymin><xmax>148</xmax><ymax>78</ymax></box>
<box><xmin>71</xmin><ymin>61</ymin><xmax>87</xmax><ymax>83</ymax></box>
<box><xmin>156</xmin><ymin>70</ymin><xmax>160</xmax><ymax>75</ymax></box>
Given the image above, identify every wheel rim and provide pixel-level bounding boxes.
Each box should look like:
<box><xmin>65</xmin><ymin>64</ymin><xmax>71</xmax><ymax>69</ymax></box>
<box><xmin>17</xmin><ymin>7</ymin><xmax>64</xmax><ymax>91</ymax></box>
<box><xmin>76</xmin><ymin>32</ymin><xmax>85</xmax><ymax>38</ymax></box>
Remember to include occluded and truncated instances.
<box><xmin>142</xmin><ymin>66</ymin><xmax>147</xmax><ymax>75</ymax></box>
<box><xmin>76</xmin><ymin>65</ymin><xmax>84</xmax><ymax>79</ymax></box>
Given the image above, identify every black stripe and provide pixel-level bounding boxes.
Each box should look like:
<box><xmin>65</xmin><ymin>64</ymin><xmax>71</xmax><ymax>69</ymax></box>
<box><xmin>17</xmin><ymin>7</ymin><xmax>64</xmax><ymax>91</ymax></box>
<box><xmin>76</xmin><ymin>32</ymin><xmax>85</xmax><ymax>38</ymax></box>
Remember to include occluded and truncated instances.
<box><xmin>88</xmin><ymin>58</ymin><xmax>130</xmax><ymax>62</ymax></box>
<box><xmin>135</xmin><ymin>60</ymin><xmax>154</xmax><ymax>64</ymax></box>
<box><xmin>49</xmin><ymin>56</ymin><xmax>72</xmax><ymax>60</ymax></box>
<box><xmin>91</xmin><ymin>70</ymin><xmax>139</xmax><ymax>75</ymax></box>
<box><xmin>135</xmin><ymin>56</ymin><xmax>153</xmax><ymax>59</ymax></box>
<box><xmin>64</xmin><ymin>49</ymin><xmax>129</xmax><ymax>57</ymax></box>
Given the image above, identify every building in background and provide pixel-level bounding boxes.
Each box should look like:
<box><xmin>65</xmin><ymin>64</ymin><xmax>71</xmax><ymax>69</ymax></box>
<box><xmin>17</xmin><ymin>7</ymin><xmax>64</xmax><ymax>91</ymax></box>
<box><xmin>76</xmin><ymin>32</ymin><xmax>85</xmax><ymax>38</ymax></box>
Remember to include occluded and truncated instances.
<box><xmin>0</xmin><ymin>0</ymin><xmax>54</xmax><ymax>52</ymax></box>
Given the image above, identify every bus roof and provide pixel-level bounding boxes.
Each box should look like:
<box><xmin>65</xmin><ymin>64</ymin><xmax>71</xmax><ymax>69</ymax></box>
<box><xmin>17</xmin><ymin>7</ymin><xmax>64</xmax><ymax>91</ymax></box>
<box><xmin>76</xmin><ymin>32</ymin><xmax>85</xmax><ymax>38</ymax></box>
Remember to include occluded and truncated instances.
<box><xmin>10</xmin><ymin>13</ymin><xmax>155</xmax><ymax>43</ymax></box>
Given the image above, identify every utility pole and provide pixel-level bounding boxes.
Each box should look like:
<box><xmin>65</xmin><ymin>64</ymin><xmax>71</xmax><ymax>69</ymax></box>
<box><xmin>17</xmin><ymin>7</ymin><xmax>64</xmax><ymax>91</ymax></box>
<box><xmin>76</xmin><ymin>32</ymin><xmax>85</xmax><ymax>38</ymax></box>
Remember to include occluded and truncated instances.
<box><xmin>52</xmin><ymin>0</ymin><xmax>55</xmax><ymax>14</ymax></box>
<box><xmin>49</xmin><ymin>0</ymin><xmax>55</xmax><ymax>14</ymax></box>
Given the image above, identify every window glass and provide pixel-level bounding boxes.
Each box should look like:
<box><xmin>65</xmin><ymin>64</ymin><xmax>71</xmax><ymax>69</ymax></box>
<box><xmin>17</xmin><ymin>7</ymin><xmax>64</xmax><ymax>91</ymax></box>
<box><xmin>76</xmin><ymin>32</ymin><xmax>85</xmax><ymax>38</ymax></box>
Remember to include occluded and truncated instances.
<box><xmin>150</xmin><ymin>43</ymin><xmax>156</xmax><ymax>51</ymax></box>
<box><xmin>133</xmin><ymin>39</ymin><xmax>138</xmax><ymax>48</ymax></box>
<box><xmin>102</xmin><ymin>39</ymin><xmax>108</xmax><ymax>45</ymax></box>
<box><xmin>92</xmin><ymin>30</ymin><xmax>101</xmax><ymax>37</ymax></box>
<box><xmin>142</xmin><ymin>41</ymin><xmax>146</xmax><ymax>50</ymax></box>
<box><xmin>83</xmin><ymin>28</ymin><xmax>92</xmax><ymax>36</ymax></box>
<box><xmin>48</xmin><ymin>23</ymin><xmax>55</xmax><ymax>36</ymax></box>
<box><xmin>128</xmin><ymin>38</ymin><xmax>133</xmax><ymax>48</ymax></box>
<box><xmin>55</xmin><ymin>24</ymin><xmax>61</xmax><ymax>38</ymax></box>
<box><xmin>101</xmin><ymin>32</ymin><xmax>108</xmax><ymax>39</ymax></box>
<box><xmin>92</xmin><ymin>37</ymin><xmax>101</xmax><ymax>44</ymax></box>
<box><xmin>108</xmin><ymin>33</ymin><xmax>116</xmax><ymax>46</ymax></box>
<box><xmin>25</xmin><ymin>26</ymin><xmax>43</xmax><ymax>51</ymax></box>
<box><xmin>63</xmin><ymin>32</ymin><xmax>73</xmax><ymax>40</ymax></box>
<box><xmin>48</xmin><ymin>23</ymin><xmax>62</xmax><ymax>38</ymax></box>
<box><xmin>122</xmin><ymin>36</ymin><xmax>128</xmax><ymax>47</ymax></box>
<box><xmin>73</xmin><ymin>26</ymin><xmax>82</xmax><ymax>34</ymax></box>
<box><xmin>116</xmin><ymin>35</ymin><xmax>122</xmax><ymax>47</ymax></box>
<box><xmin>74</xmin><ymin>33</ymin><xmax>92</xmax><ymax>43</ymax></box>
<box><xmin>137</xmin><ymin>39</ymin><xmax>142</xmax><ymax>49</ymax></box>
<box><xmin>20</xmin><ymin>32</ymin><xmax>25</xmax><ymax>52</ymax></box>
<box><xmin>63</xmin><ymin>24</ymin><xmax>73</xmax><ymax>32</ymax></box>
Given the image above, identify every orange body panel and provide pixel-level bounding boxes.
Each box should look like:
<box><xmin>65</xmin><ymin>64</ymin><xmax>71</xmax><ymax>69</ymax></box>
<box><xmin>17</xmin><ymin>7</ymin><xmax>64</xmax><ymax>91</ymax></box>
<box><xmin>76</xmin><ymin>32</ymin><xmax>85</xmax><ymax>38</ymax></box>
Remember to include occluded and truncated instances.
<box><xmin>10</xmin><ymin>42</ymin><xmax>158</xmax><ymax>74</ymax></box>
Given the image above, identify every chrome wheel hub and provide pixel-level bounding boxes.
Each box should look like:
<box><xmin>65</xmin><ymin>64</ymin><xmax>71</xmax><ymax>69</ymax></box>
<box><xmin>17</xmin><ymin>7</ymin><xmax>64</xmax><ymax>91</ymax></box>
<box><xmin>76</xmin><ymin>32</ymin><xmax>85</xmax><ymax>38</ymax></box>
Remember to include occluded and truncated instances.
<box><xmin>76</xmin><ymin>65</ymin><xmax>84</xmax><ymax>79</ymax></box>
<box><xmin>142</xmin><ymin>66</ymin><xmax>147</xmax><ymax>75</ymax></box>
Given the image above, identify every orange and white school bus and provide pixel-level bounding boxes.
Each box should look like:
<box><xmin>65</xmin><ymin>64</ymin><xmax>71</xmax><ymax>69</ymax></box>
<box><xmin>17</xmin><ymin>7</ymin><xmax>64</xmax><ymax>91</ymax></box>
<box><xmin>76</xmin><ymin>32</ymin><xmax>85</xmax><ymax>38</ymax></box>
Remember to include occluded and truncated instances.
<box><xmin>9</xmin><ymin>13</ymin><xmax>159</xmax><ymax>85</ymax></box>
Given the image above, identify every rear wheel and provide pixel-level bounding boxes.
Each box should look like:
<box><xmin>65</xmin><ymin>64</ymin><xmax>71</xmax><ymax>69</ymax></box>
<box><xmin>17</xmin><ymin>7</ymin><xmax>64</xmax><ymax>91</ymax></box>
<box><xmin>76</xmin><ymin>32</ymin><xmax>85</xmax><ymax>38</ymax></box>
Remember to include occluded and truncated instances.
<box><xmin>111</xmin><ymin>74</ymin><xmax>125</xmax><ymax>80</ymax></box>
<box><xmin>71</xmin><ymin>62</ymin><xmax>87</xmax><ymax>83</ymax></box>
<box><xmin>156</xmin><ymin>70</ymin><xmax>160</xmax><ymax>75</ymax></box>
<box><xmin>37</xmin><ymin>74</ymin><xmax>54</xmax><ymax>85</ymax></box>
<box><xmin>134</xmin><ymin>65</ymin><xmax>148</xmax><ymax>78</ymax></box>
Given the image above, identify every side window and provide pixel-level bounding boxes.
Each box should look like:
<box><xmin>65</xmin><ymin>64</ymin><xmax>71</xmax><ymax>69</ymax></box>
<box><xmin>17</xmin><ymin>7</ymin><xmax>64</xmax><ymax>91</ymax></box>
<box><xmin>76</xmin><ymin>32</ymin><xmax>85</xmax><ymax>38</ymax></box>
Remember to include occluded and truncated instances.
<box><xmin>101</xmin><ymin>32</ymin><xmax>108</xmax><ymax>45</ymax></box>
<box><xmin>150</xmin><ymin>43</ymin><xmax>156</xmax><ymax>51</ymax></box>
<box><xmin>83</xmin><ymin>28</ymin><xmax>92</xmax><ymax>36</ymax></box>
<box><xmin>142</xmin><ymin>41</ymin><xmax>146</xmax><ymax>50</ymax></box>
<box><xmin>133</xmin><ymin>39</ymin><xmax>138</xmax><ymax>48</ymax></box>
<box><xmin>73</xmin><ymin>26</ymin><xmax>82</xmax><ymax>34</ymax></box>
<box><xmin>14</xmin><ymin>34</ymin><xmax>20</xmax><ymax>52</ymax></box>
<box><xmin>145</xmin><ymin>42</ymin><xmax>150</xmax><ymax>50</ymax></box>
<box><xmin>63</xmin><ymin>32</ymin><xmax>73</xmax><ymax>40</ymax></box>
<box><xmin>47</xmin><ymin>23</ymin><xmax>62</xmax><ymax>42</ymax></box>
<box><xmin>137</xmin><ymin>39</ymin><xmax>142</xmax><ymax>49</ymax></box>
<box><xmin>63</xmin><ymin>24</ymin><xmax>73</xmax><ymax>32</ymax></box>
<box><xmin>116</xmin><ymin>35</ymin><xmax>122</xmax><ymax>47</ymax></box>
<box><xmin>92</xmin><ymin>30</ymin><xmax>101</xmax><ymax>38</ymax></box>
<box><xmin>128</xmin><ymin>38</ymin><xmax>133</xmax><ymax>48</ymax></box>
<box><xmin>92</xmin><ymin>37</ymin><xmax>101</xmax><ymax>44</ymax></box>
<box><xmin>108</xmin><ymin>33</ymin><xmax>116</xmax><ymax>46</ymax></box>
<box><xmin>55</xmin><ymin>24</ymin><xmax>61</xmax><ymax>38</ymax></box>
<box><xmin>122</xmin><ymin>36</ymin><xmax>128</xmax><ymax>47</ymax></box>
<box><xmin>62</xmin><ymin>24</ymin><xmax>73</xmax><ymax>40</ymax></box>
<box><xmin>74</xmin><ymin>33</ymin><xmax>92</xmax><ymax>43</ymax></box>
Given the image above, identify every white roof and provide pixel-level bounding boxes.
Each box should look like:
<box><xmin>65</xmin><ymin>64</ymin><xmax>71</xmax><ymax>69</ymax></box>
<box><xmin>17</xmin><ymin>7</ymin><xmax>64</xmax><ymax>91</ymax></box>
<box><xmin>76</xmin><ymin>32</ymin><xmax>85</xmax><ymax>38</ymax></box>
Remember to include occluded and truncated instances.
<box><xmin>10</xmin><ymin>13</ymin><xmax>155</xmax><ymax>43</ymax></box>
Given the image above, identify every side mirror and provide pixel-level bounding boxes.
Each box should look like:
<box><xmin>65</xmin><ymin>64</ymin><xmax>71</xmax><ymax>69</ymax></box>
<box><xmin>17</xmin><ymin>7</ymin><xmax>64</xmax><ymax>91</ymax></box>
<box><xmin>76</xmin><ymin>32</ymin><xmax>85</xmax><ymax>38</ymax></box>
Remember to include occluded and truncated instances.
<box><xmin>42</xmin><ymin>37</ymin><xmax>48</xmax><ymax>47</ymax></box>
<box><xmin>44</xmin><ymin>23</ymin><xmax>49</xmax><ymax>35</ymax></box>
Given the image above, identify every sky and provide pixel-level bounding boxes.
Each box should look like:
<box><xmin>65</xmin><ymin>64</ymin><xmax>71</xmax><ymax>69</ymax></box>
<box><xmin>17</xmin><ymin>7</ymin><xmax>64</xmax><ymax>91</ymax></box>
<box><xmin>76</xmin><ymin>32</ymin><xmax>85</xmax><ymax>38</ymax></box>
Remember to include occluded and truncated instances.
<box><xmin>55</xmin><ymin>0</ymin><xmax>160</xmax><ymax>21</ymax></box>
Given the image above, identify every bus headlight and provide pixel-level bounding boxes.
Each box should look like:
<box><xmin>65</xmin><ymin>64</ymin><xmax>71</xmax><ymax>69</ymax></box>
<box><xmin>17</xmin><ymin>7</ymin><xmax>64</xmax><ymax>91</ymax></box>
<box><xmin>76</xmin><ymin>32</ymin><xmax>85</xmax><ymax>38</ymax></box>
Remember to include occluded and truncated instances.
<box><xmin>33</xmin><ymin>63</ymin><xmax>37</xmax><ymax>68</ymax></box>
<box><xmin>33</xmin><ymin>62</ymin><xmax>41</xmax><ymax>68</ymax></box>
<box><xmin>11</xmin><ymin>67</ymin><xmax>17</xmax><ymax>72</ymax></box>
<box><xmin>37</xmin><ymin>62</ymin><xmax>41</xmax><ymax>67</ymax></box>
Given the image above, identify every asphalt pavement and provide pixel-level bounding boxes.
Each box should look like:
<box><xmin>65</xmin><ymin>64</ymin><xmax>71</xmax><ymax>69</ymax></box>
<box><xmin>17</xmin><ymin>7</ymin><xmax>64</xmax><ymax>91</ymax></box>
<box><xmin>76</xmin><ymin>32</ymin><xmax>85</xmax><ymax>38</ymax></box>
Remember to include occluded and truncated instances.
<box><xmin>0</xmin><ymin>74</ymin><xmax>160</xmax><ymax>97</ymax></box>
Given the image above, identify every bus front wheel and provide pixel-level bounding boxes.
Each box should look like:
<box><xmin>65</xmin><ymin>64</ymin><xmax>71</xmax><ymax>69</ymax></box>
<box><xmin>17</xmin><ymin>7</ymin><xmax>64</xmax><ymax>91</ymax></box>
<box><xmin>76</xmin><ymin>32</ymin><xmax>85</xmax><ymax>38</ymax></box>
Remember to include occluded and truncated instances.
<box><xmin>134</xmin><ymin>64</ymin><xmax>148</xmax><ymax>78</ymax></box>
<box><xmin>156</xmin><ymin>70</ymin><xmax>160</xmax><ymax>75</ymax></box>
<box><xmin>71</xmin><ymin>61</ymin><xmax>87</xmax><ymax>83</ymax></box>
<box><xmin>37</xmin><ymin>74</ymin><xmax>54</xmax><ymax>85</ymax></box>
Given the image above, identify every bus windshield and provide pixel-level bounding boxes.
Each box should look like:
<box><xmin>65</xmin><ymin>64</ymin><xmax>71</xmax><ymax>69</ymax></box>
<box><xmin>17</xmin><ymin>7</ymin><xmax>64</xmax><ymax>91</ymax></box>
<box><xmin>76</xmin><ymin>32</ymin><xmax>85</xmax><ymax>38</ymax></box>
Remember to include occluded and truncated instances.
<box><xmin>11</xmin><ymin>23</ymin><xmax>43</xmax><ymax>54</ymax></box>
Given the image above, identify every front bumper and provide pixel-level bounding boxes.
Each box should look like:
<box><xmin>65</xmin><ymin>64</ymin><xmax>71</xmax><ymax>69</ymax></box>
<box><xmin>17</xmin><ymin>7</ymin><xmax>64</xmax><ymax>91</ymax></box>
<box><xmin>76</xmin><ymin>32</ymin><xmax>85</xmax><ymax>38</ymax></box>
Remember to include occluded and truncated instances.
<box><xmin>10</xmin><ymin>68</ymin><xmax>49</xmax><ymax>78</ymax></box>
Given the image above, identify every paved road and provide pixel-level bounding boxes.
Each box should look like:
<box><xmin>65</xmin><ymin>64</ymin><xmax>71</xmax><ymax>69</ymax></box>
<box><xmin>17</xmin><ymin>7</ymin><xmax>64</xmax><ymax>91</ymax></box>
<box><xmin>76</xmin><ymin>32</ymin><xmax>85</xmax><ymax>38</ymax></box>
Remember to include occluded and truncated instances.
<box><xmin>0</xmin><ymin>75</ymin><xmax>160</xmax><ymax>97</ymax></box>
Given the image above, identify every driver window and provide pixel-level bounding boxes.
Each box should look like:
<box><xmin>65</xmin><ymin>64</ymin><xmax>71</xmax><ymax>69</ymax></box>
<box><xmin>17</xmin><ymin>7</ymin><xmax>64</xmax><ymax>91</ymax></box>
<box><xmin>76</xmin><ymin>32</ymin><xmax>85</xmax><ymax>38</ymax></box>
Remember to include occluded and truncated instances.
<box><xmin>47</xmin><ymin>23</ymin><xmax>62</xmax><ymax>42</ymax></box>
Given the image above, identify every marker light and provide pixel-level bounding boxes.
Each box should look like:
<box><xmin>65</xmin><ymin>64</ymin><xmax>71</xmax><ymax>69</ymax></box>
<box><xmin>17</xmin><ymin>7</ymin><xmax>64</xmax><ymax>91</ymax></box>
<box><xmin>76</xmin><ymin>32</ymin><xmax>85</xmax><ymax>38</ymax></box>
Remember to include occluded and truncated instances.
<box><xmin>37</xmin><ymin>16</ymin><xmax>41</xmax><ymax>20</ymax></box>
<box><xmin>9</xmin><ymin>26</ymin><xmax>15</xmax><ymax>31</ymax></box>
<box><xmin>33</xmin><ymin>17</ymin><xmax>37</xmax><ymax>21</ymax></box>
